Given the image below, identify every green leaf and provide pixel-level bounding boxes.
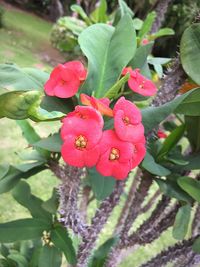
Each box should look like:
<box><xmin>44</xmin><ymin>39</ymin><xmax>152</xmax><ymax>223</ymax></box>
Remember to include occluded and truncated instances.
<box><xmin>29</xmin><ymin>247</ymin><xmax>42</xmax><ymax>267</ymax></box>
<box><xmin>0</xmin><ymin>165</ymin><xmax>46</xmax><ymax>194</ymax></box>
<box><xmin>185</xmin><ymin>116</ymin><xmax>200</xmax><ymax>153</ymax></box>
<box><xmin>0</xmin><ymin>64</ymin><xmax>48</xmax><ymax>90</ymax></box>
<box><xmin>0</xmin><ymin>258</ymin><xmax>17</xmax><ymax>267</ymax></box>
<box><xmin>12</xmin><ymin>181</ymin><xmax>52</xmax><ymax>221</ymax></box>
<box><xmin>192</xmin><ymin>237</ymin><xmax>200</xmax><ymax>253</ymax></box>
<box><xmin>0</xmin><ymin>244</ymin><xmax>9</xmax><ymax>257</ymax></box>
<box><xmin>132</xmin><ymin>18</ymin><xmax>143</xmax><ymax>30</ymax></box>
<box><xmin>129</xmin><ymin>42</ymin><xmax>153</xmax><ymax>70</ymax></box>
<box><xmin>79</xmin><ymin>15</ymin><xmax>136</xmax><ymax>97</ymax></box>
<box><xmin>0</xmin><ymin>164</ymin><xmax>9</xmax><ymax>179</ymax></box>
<box><xmin>51</xmin><ymin>224</ymin><xmax>76</xmax><ymax>265</ymax></box>
<box><xmin>89</xmin><ymin>237</ymin><xmax>118</xmax><ymax>267</ymax></box>
<box><xmin>70</xmin><ymin>4</ymin><xmax>91</xmax><ymax>25</ymax></box>
<box><xmin>87</xmin><ymin>168</ymin><xmax>116</xmax><ymax>200</ymax></box>
<box><xmin>183</xmin><ymin>153</ymin><xmax>200</xmax><ymax>170</ymax></box>
<box><xmin>104</xmin><ymin>73</ymin><xmax>129</xmax><ymax>99</ymax></box>
<box><xmin>148</xmin><ymin>57</ymin><xmax>171</xmax><ymax>65</ymax></box>
<box><xmin>16</xmin><ymin>120</ymin><xmax>40</xmax><ymax>144</ymax></box>
<box><xmin>38</xmin><ymin>246</ymin><xmax>62</xmax><ymax>267</ymax></box>
<box><xmin>42</xmin><ymin>188</ymin><xmax>59</xmax><ymax>214</ymax></box>
<box><xmin>8</xmin><ymin>253</ymin><xmax>29</xmax><ymax>267</ymax></box>
<box><xmin>33</xmin><ymin>133</ymin><xmax>63</xmax><ymax>153</ymax></box>
<box><xmin>40</xmin><ymin>95</ymin><xmax>74</xmax><ymax>114</ymax></box>
<box><xmin>178</xmin><ymin>176</ymin><xmax>200</xmax><ymax>202</ymax></box>
<box><xmin>58</xmin><ymin>16</ymin><xmax>86</xmax><ymax>36</ymax></box>
<box><xmin>156</xmin><ymin>178</ymin><xmax>192</xmax><ymax>203</ymax></box>
<box><xmin>0</xmin><ymin>91</ymin><xmax>41</xmax><ymax>120</ymax></box>
<box><xmin>180</xmin><ymin>23</ymin><xmax>200</xmax><ymax>84</ymax></box>
<box><xmin>175</xmin><ymin>88</ymin><xmax>200</xmax><ymax>116</ymax></box>
<box><xmin>138</xmin><ymin>12</ymin><xmax>156</xmax><ymax>39</ymax></box>
<box><xmin>0</xmin><ymin>219</ymin><xmax>51</xmax><ymax>243</ymax></box>
<box><xmin>157</xmin><ymin>124</ymin><xmax>185</xmax><ymax>161</ymax></box>
<box><xmin>142</xmin><ymin>151</ymin><xmax>171</xmax><ymax>176</ymax></box>
<box><xmin>118</xmin><ymin>0</ymin><xmax>134</xmax><ymax>18</ymax></box>
<box><xmin>14</xmin><ymin>161</ymin><xmax>46</xmax><ymax>172</ymax></box>
<box><xmin>150</xmin><ymin>28</ymin><xmax>175</xmax><ymax>39</ymax></box>
<box><xmin>142</xmin><ymin>89</ymin><xmax>197</xmax><ymax>133</ymax></box>
<box><xmin>173</xmin><ymin>204</ymin><xmax>191</xmax><ymax>240</ymax></box>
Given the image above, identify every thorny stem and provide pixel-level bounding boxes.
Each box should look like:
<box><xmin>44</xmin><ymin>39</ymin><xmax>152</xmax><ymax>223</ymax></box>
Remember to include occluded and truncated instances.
<box><xmin>114</xmin><ymin>169</ymin><xmax>142</xmax><ymax>235</ymax></box>
<box><xmin>139</xmin><ymin>235</ymin><xmax>200</xmax><ymax>267</ymax></box>
<box><xmin>76</xmin><ymin>180</ymin><xmax>125</xmax><ymax>267</ymax></box>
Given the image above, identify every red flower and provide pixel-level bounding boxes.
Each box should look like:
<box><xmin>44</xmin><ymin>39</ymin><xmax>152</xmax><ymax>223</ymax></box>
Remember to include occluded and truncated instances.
<box><xmin>122</xmin><ymin>67</ymin><xmax>157</xmax><ymax>96</ymax></box>
<box><xmin>141</xmin><ymin>38</ymin><xmax>149</xmax><ymax>45</ymax></box>
<box><xmin>44</xmin><ymin>61</ymin><xmax>87</xmax><ymax>98</ymax></box>
<box><xmin>61</xmin><ymin>106</ymin><xmax>103</xmax><ymax>141</ymax></box>
<box><xmin>113</xmin><ymin>97</ymin><xmax>144</xmax><ymax>143</ymax></box>
<box><xmin>96</xmin><ymin>130</ymin><xmax>133</xmax><ymax>180</ymax></box>
<box><xmin>130</xmin><ymin>141</ymin><xmax>146</xmax><ymax>169</ymax></box>
<box><xmin>157</xmin><ymin>130</ymin><xmax>167</xmax><ymax>139</ymax></box>
<box><xmin>80</xmin><ymin>93</ymin><xmax>113</xmax><ymax>117</ymax></box>
<box><xmin>61</xmin><ymin>106</ymin><xmax>103</xmax><ymax>168</ymax></box>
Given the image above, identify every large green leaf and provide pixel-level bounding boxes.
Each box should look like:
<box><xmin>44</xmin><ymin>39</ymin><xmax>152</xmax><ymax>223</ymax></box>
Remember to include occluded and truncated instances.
<box><xmin>183</xmin><ymin>153</ymin><xmax>200</xmax><ymax>170</ymax></box>
<box><xmin>141</xmin><ymin>89</ymin><xmax>198</xmax><ymax>133</ymax></box>
<box><xmin>178</xmin><ymin>176</ymin><xmax>200</xmax><ymax>202</ymax></box>
<box><xmin>33</xmin><ymin>133</ymin><xmax>63</xmax><ymax>153</ymax></box>
<box><xmin>185</xmin><ymin>116</ymin><xmax>200</xmax><ymax>152</ymax></box>
<box><xmin>12</xmin><ymin>181</ymin><xmax>52</xmax><ymax>221</ymax></box>
<box><xmin>0</xmin><ymin>165</ymin><xmax>46</xmax><ymax>194</ymax></box>
<box><xmin>0</xmin><ymin>164</ymin><xmax>9</xmax><ymax>179</ymax></box>
<box><xmin>0</xmin><ymin>64</ymin><xmax>49</xmax><ymax>90</ymax></box>
<box><xmin>142</xmin><ymin>151</ymin><xmax>171</xmax><ymax>176</ymax></box>
<box><xmin>175</xmin><ymin>88</ymin><xmax>200</xmax><ymax>116</ymax></box>
<box><xmin>78</xmin><ymin>15</ymin><xmax>136</xmax><ymax>97</ymax></box>
<box><xmin>173</xmin><ymin>204</ymin><xmax>191</xmax><ymax>240</ymax></box>
<box><xmin>0</xmin><ymin>219</ymin><xmax>51</xmax><ymax>243</ymax></box>
<box><xmin>87</xmin><ymin>168</ymin><xmax>116</xmax><ymax>200</ymax></box>
<box><xmin>180</xmin><ymin>24</ymin><xmax>200</xmax><ymax>84</ymax></box>
<box><xmin>157</xmin><ymin>124</ymin><xmax>185</xmax><ymax>161</ymax></box>
<box><xmin>40</xmin><ymin>95</ymin><xmax>74</xmax><ymax>114</ymax></box>
<box><xmin>156</xmin><ymin>178</ymin><xmax>192</xmax><ymax>203</ymax></box>
<box><xmin>51</xmin><ymin>224</ymin><xmax>76</xmax><ymax>265</ymax></box>
<box><xmin>38</xmin><ymin>246</ymin><xmax>62</xmax><ymax>267</ymax></box>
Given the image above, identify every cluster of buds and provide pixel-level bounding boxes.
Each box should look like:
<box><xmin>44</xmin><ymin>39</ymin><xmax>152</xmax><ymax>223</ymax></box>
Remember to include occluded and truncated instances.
<box><xmin>44</xmin><ymin>61</ymin><xmax>157</xmax><ymax>179</ymax></box>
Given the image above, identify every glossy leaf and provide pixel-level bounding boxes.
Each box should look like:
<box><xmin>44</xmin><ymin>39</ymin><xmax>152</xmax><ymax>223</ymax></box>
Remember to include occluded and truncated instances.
<box><xmin>173</xmin><ymin>204</ymin><xmax>191</xmax><ymax>240</ymax></box>
<box><xmin>180</xmin><ymin>24</ymin><xmax>200</xmax><ymax>84</ymax></box>
<box><xmin>175</xmin><ymin>88</ymin><xmax>200</xmax><ymax>116</ymax></box>
<box><xmin>150</xmin><ymin>28</ymin><xmax>175</xmax><ymax>39</ymax></box>
<box><xmin>51</xmin><ymin>224</ymin><xmax>76</xmax><ymax>265</ymax></box>
<box><xmin>79</xmin><ymin>15</ymin><xmax>136</xmax><ymax>97</ymax></box>
<box><xmin>118</xmin><ymin>0</ymin><xmax>134</xmax><ymax>18</ymax></box>
<box><xmin>33</xmin><ymin>133</ymin><xmax>63</xmax><ymax>153</ymax></box>
<box><xmin>40</xmin><ymin>95</ymin><xmax>74</xmax><ymax>114</ymax></box>
<box><xmin>178</xmin><ymin>176</ymin><xmax>200</xmax><ymax>202</ymax></box>
<box><xmin>0</xmin><ymin>165</ymin><xmax>46</xmax><ymax>194</ymax></box>
<box><xmin>88</xmin><ymin>168</ymin><xmax>116</xmax><ymax>200</ymax></box>
<box><xmin>12</xmin><ymin>181</ymin><xmax>52</xmax><ymax>220</ymax></box>
<box><xmin>38</xmin><ymin>245</ymin><xmax>62</xmax><ymax>267</ymax></box>
<box><xmin>142</xmin><ymin>89</ymin><xmax>197</xmax><ymax>133</ymax></box>
<box><xmin>142</xmin><ymin>151</ymin><xmax>171</xmax><ymax>176</ymax></box>
<box><xmin>138</xmin><ymin>12</ymin><xmax>156</xmax><ymax>39</ymax></box>
<box><xmin>42</xmin><ymin>188</ymin><xmax>59</xmax><ymax>214</ymax></box>
<box><xmin>157</xmin><ymin>124</ymin><xmax>185</xmax><ymax>161</ymax></box>
<box><xmin>130</xmin><ymin>42</ymin><xmax>153</xmax><ymax>70</ymax></box>
<box><xmin>156</xmin><ymin>178</ymin><xmax>192</xmax><ymax>203</ymax></box>
<box><xmin>0</xmin><ymin>219</ymin><xmax>51</xmax><ymax>243</ymax></box>
<box><xmin>0</xmin><ymin>64</ymin><xmax>49</xmax><ymax>90</ymax></box>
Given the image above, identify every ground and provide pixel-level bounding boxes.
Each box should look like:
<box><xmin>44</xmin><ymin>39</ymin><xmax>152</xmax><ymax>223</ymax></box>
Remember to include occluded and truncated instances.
<box><xmin>0</xmin><ymin>3</ymin><xmax>182</xmax><ymax>266</ymax></box>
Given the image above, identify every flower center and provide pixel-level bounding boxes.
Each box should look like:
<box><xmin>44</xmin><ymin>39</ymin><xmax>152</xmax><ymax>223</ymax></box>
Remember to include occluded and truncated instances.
<box><xmin>109</xmin><ymin>148</ymin><xmax>120</xmax><ymax>161</ymax></box>
<box><xmin>123</xmin><ymin>116</ymin><xmax>130</xmax><ymax>125</ymax></box>
<box><xmin>75</xmin><ymin>135</ymin><xmax>87</xmax><ymax>150</ymax></box>
<box><xmin>139</xmin><ymin>80</ymin><xmax>145</xmax><ymax>89</ymax></box>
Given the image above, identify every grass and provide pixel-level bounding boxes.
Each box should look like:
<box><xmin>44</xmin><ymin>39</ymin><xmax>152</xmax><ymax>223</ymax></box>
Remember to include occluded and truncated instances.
<box><xmin>0</xmin><ymin>4</ymin><xmax>182</xmax><ymax>267</ymax></box>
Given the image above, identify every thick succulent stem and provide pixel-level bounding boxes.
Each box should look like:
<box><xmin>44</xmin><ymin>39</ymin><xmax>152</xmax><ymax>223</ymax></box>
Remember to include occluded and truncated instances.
<box><xmin>114</xmin><ymin>169</ymin><xmax>142</xmax><ymax>235</ymax></box>
<box><xmin>76</xmin><ymin>180</ymin><xmax>125</xmax><ymax>267</ymax></box>
<box><xmin>139</xmin><ymin>235</ymin><xmax>199</xmax><ymax>267</ymax></box>
<box><xmin>150</xmin><ymin>0</ymin><xmax>174</xmax><ymax>34</ymax></box>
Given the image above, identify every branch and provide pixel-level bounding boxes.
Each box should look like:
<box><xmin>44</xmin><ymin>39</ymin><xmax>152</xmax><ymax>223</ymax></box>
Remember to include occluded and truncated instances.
<box><xmin>76</xmin><ymin>180</ymin><xmax>125</xmax><ymax>267</ymax></box>
<box><xmin>139</xmin><ymin>235</ymin><xmax>199</xmax><ymax>267</ymax></box>
<box><xmin>141</xmin><ymin>189</ymin><xmax>161</xmax><ymax>213</ymax></box>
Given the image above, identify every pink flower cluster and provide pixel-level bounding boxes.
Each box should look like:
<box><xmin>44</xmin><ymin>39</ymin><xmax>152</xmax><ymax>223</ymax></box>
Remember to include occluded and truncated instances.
<box><xmin>61</xmin><ymin>96</ymin><xmax>146</xmax><ymax>180</ymax></box>
<box><xmin>43</xmin><ymin>61</ymin><xmax>151</xmax><ymax>179</ymax></box>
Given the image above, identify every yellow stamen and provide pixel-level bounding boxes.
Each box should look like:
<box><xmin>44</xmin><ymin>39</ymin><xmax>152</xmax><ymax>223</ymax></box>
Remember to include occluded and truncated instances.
<box><xmin>75</xmin><ymin>135</ymin><xmax>87</xmax><ymax>150</ymax></box>
<box><xmin>109</xmin><ymin>148</ymin><xmax>120</xmax><ymax>161</ymax></box>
